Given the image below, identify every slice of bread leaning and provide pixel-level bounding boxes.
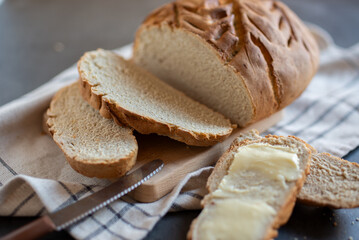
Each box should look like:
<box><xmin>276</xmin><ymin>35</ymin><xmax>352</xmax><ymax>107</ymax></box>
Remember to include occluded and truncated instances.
<box><xmin>234</xmin><ymin>130</ymin><xmax>359</xmax><ymax>209</ymax></box>
<box><xmin>46</xmin><ymin>82</ymin><xmax>138</xmax><ymax>178</ymax></box>
<box><xmin>77</xmin><ymin>49</ymin><xmax>234</xmax><ymax>146</ymax></box>
<box><xmin>188</xmin><ymin>130</ymin><xmax>312</xmax><ymax>240</ymax></box>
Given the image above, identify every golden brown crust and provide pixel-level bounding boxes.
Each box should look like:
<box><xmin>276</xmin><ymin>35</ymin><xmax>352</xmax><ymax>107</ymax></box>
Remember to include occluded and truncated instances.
<box><xmin>63</xmin><ymin>150</ymin><xmax>137</xmax><ymax>178</ymax></box>
<box><xmin>45</xmin><ymin>83</ymin><xmax>138</xmax><ymax>179</ymax></box>
<box><xmin>77</xmin><ymin>60</ymin><xmax>234</xmax><ymax>147</ymax></box>
<box><xmin>136</xmin><ymin>0</ymin><xmax>319</xmax><ymax>125</ymax></box>
<box><xmin>186</xmin><ymin>217</ymin><xmax>197</xmax><ymax>240</ymax></box>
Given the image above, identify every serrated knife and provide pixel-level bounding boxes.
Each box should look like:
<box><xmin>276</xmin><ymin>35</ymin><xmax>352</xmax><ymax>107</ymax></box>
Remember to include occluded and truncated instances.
<box><xmin>1</xmin><ymin>159</ymin><xmax>164</xmax><ymax>240</ymax></box>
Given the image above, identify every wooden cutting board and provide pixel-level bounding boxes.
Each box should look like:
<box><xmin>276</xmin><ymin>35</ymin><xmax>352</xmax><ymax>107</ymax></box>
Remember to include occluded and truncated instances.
<box><xmin>129</xmin><ymin>111</ymin><xmax>283</xmax><ymax>202</ymax></box>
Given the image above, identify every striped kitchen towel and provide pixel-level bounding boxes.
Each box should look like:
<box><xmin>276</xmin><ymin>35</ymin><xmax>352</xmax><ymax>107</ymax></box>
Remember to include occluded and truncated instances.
<box><xmin>0</xmin><ymin>25</ymin><xmax>359</xmax><ymax>240</ymax></box>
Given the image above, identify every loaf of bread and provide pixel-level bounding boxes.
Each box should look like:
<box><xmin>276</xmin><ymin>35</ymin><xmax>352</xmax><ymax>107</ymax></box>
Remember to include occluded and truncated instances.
<box><xmin>133</xmin><ymin>0</ymin><xmax>319</xmax><ymax>127</ymax></box>
<box><xmin>45</xmin><ymin>83</ymin><xmax>138</xmax><ymax>178</ymax></box>
<box><xmin>78</xmin><ymin>49</ymin><xmax>234</xmax><ymax>146</ymax></box>
<box><xmin>188</xmin><ymin>131</ymin><xmax>312</xmax><ymax>239</ymax></box>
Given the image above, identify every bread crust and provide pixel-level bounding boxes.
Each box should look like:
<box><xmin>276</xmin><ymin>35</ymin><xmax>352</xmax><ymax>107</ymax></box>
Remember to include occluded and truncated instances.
<box><xmin>46</xmin><ymin>83</ymin><xmax>138</xmax><ymax>179</ymax></box>
<box><xmin>78</xmin><ymin>54</ymin><xmax>234</xmax><ymax>147</ymax></box>
<box><xmin>188</xmin><ymin>130</ymin><xmax>312</xmax><ymax>240</ymax></box>
<box><xmin>63</xmin><ymin>152</ymin><xmax>137</xmax><ymax>179</ymax></box>
<box><xmin>134</xmin><ymin>0</ymin><xmax>319</xmax><ymax>126</ymax></box>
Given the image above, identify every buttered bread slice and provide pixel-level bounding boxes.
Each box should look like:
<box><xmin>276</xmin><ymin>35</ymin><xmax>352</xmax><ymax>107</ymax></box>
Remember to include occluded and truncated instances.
<box><xmin>78</xmin><ymin>49</ymin><xmax>234</xmax><ymax>146</ymax></box>
<box><xmin>46</xmin><ymin>83</ymin><xmax>138</xmax><ymax>178</ymax></box>
<box><xmin>188</xmin><ymin>132</ymin><xmax>312</xmax><ymax>240</ymax></box>
<box><xmin>235</xmin><ymin>130</ymin><xmax>359</xmax><ymax>209</ymax></box>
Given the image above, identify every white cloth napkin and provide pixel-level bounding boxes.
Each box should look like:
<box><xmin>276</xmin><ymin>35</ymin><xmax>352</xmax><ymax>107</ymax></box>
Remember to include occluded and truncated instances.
<box><xmin>0</xmin><ymin>26</ymin><xmax>359</xmax><ymax>240</ymax></box>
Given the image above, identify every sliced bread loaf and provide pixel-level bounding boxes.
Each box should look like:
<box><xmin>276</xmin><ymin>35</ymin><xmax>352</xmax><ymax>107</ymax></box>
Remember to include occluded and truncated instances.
<box><xmin>298</xmin><ymin>153</ymin><xmax>359</xmax><ymax>208</ymax></box>
<box><xmin>77</xmin><ymin>49</ymin><xmax>234</xmax><ymax>146</ymax></box>
<box><xmin>188</xmin><ymin>131</ymin><xmax>312</xmax><ymax>240</ymax></box>
<box><xmin>133</xmin><ymin>0</ymin><xmax>319</xmax><ymax>127</ymax></box>
<box><xmin>46</xmin><ymin>82</ymin><xmax>138</xmax><ymax>178</ymax></box>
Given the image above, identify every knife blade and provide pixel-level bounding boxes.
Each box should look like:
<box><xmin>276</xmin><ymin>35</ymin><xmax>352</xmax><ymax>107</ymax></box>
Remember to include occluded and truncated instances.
<box><xmin>0</xmin><ymin>159</ymin><xmax>164</xmax><ymax>240</ymax></box>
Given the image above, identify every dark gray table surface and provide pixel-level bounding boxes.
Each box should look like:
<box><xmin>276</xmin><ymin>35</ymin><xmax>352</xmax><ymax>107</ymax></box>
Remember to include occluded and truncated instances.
<box><xmin>1</xmin><ymin>0</ymin><xmax>359</xmax><ymax>239</ymax></box>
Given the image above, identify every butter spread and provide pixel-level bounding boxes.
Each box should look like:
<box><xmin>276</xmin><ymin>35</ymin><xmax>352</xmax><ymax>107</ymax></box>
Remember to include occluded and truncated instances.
<box><xmin>230</xmin><ymin>143</ymin><xmax>300</xmax><ymax>181</ymax></box>
<box><xmin>195</xmin><ymin>143</ymin><xmax>302</xmax><ymax>239</ymax></box>
<box><xmin>212</xmin><ymin>143</ymin><xmax>301</xmax><ymax>199</ymax></box>
<box><xmin>196</xmin><ymin>199</ymin><xmax>276</xmax><ymax>240</ymax></box>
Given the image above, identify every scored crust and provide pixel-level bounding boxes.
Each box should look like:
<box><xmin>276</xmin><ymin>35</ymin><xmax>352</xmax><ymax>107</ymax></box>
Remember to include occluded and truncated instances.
<box><xmin>188</xmin><ymin>129</ymin><xmax>312</xmax><ymax>240</ymax></box>
<box><xmin>46</xmin><ymin>83</ymin><xmax>138</xmax><ymax>178</ymax></box>
<box><xmin>78</xmin><ymin>49</ymin><xmax>234</xmax><ymax>147</ymax></box>
<box><xmin>134</xmin><ymin>0</ymin><xmax>319</xmax><ymax>126</ymax></box>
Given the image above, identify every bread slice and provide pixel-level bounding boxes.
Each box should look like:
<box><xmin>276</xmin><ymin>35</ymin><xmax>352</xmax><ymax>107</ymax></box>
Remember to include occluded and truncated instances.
<box><xmin>188</xmin><ymin>131</ymin><xmax>312</xmax><ymax>240</ymax></box>
<box><xmin>298</xmin><ymin>153</ymin><xmax>359</xmax><ymax>208</ymax></box>
<box><xmin>77</xmin><ymin>49</ymin><xmax>234</xmax><ymax>146</ymax></box>
<box><xmin>133</xmin><ymin>0</ymin><xmax>319</xmax><ymax>127</ymax></box>
<box><xmin>46</xmin><ymin>82</ymin><xmax>138</xmax><ymax>178</ymax></box>
<box><xmin>234</xmin><ymin>130</ymin><xmax>359</xmax><ymax>208</ymax></box>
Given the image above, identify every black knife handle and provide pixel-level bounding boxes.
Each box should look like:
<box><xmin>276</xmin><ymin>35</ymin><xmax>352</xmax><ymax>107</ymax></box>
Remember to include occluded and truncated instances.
<box><xmin>0</xmin><ymin>215</ymin><xmax>56</xmax><ymax>240</ymax></box>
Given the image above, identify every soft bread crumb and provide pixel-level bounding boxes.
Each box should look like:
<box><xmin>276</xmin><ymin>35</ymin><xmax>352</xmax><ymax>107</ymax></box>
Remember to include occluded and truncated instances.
<box><xmin>298</xmin><ymin>153</ymin><xmax>359</xmax><ymax>208</ymax></box>
<box><xmin>78</xmin><ymin>49</ymin><xmax>234</xmax><ymax>146</ymax></box>
<box><xmin>46</xmin><ymin>83</ymin><xmax>138</xmax><ymax>178</ymax></box>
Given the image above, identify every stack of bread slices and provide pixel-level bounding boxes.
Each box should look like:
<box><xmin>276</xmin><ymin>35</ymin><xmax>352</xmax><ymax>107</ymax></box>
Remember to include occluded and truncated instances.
<box><xmin>44</xmin><ymin>0</ymin><xmax>359</xmax><ymax>239</ymax></box>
